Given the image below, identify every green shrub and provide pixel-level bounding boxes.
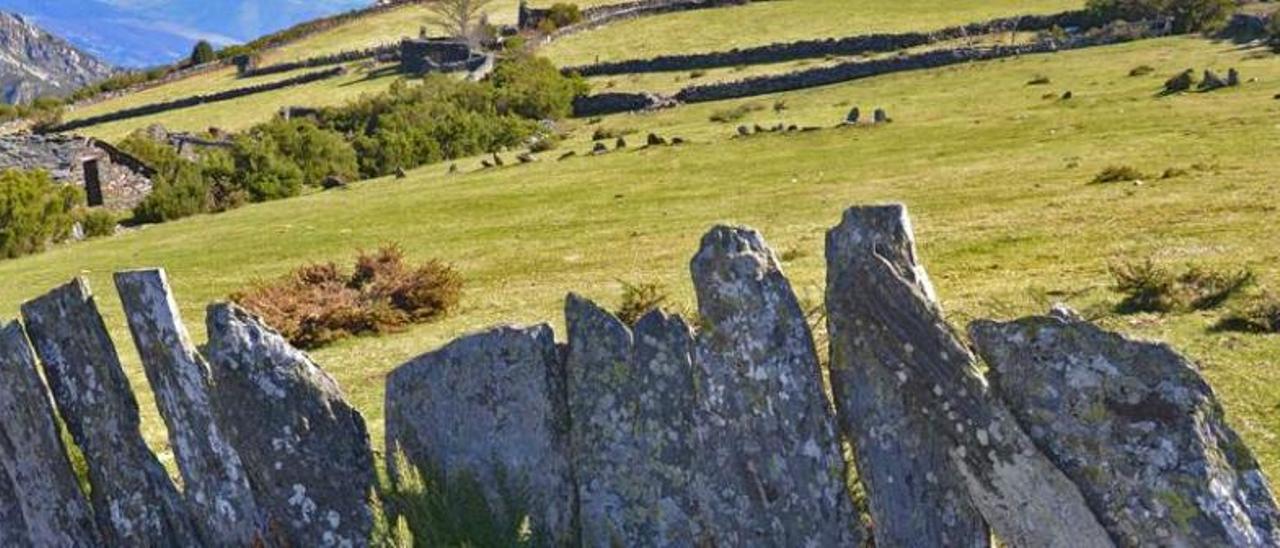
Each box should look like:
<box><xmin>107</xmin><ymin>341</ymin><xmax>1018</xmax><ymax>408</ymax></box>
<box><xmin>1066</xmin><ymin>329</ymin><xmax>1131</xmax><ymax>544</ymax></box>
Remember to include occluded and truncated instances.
<box><xmin>1110</xmin><ymin>259</ymin><xmax>1253</xmax><ymax>313</ymax></box>
<box><xmin>1091</xmin><ymin>165</ymin><xmax>1145</xmax><ymax>183</ymax></box>
<box><xmin>615</xmin><ymin>281</ymin><xmax>670</xmax><ymax>326</ymax></box>
<box><xmin>228</xmin><ymin>136</ymin><xmax>305</xmax><ymax>202</ymax></box>
<box><xmin>1218</xmin><ymin>293</ymin><xmax>1280</xmax><ymax>333</ymax></box>
<box><xmin>490</xmin><ymin>53</ymin><xmax>589</xmax><ymax>120</ymax></box>
<box><xmin>1086</xmin><ymin>0</ymin><xmax>1234</xmax><ymax>34</ymax></box>
<box><xmin>252</xmin><ymin>118</ymin><xmax>358</xmax><ymax>187</ymax></box>
<box><xmin>380</xmin><ymin>451</ymin><xmax>531</xmax><ymax>547</ymax></box>
<box><xmin>77</xmin><ymin>209</ymin><xmax>117</xmax><ymax>239</ymax></box>
<box><xmin>0</xmin><ymin>170</ymin><xmax>82</xmax><ymax>259</ymax></box>
<box><xmin>1110</xmin><ymin>259</ymin><xmax>1175</xmax><ymax>312</ymax></box>
<box><xmin>120</xmin><ymin>132</ymin><xmax>215</xmax><ymax>223</ymax></box>
<box><xmin>545</xmin><ymin>3</ymin><xmax>584</xmax><ymax>30</ymax></box>
<box><xmin>233</xmin><ymin>245</ymin><xmax>462</xmax><ymax>349</ymax></box>
<box><xmin>190</xmin><ymin>40</ymin><xmax>216</xmax><ymax>66</ymax></box>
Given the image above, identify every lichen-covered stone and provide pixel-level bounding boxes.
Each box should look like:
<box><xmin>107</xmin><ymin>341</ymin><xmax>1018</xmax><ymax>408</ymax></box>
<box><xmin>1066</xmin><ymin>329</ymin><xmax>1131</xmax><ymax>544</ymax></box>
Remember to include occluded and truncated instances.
<box><xmin>690</xmin><ymin>226</ymin><xmax>863</xmax><ymax>546</ymax></box>
<box><xmin>115</xmin><ymin>270</ymin><xmax>261</xmax><ymax>545</ymax></box>
<box><xmin>204</xmin><ymin>303</ymin><xmax>375</xmax><ymax>547</ymax></box>
<box><xmin>0</xmin><ymin>321</ymin><xmax>99</xmax><ymax>547</ymax></box>
<box><xmin>20</xmin><ymin>277</ymin><xmax>202</xmax><ymax>546</ymax></box>
<box><xmin>385</xmin><ymin>324</ymin><xmax>576</xmax><ymax>546</ymax></box>
<box><xmin>824</xmin><ymin>205</ymin><xmax>988</xmax><ymax>548</ymax></box>
<box><xmin>971</xmin><ymin>308</ymin><xmax>1280</xmax><ymax>547</ymax></box>
<box><xmin>565</xmin><ymin>295</ymin><xmax>703</xmax><ymax>547</ymax></box>
<box><xmin>824</xmin><ymin>206</ymin><xmax>1112</xmax><ymax>548</ymax></box>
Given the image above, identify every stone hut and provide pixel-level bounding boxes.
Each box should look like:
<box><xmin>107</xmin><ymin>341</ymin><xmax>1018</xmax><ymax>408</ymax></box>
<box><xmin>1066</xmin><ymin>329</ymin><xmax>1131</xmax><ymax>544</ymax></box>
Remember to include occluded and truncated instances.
<box><xmin>0</xmin><ymin>134</ymin><xmax>154</xmax><ymax>210</ymax></box>
<box><xmin>399</xmin><ymin>38</ymin><xmax>486</xmax><ymax>75</ymax></box>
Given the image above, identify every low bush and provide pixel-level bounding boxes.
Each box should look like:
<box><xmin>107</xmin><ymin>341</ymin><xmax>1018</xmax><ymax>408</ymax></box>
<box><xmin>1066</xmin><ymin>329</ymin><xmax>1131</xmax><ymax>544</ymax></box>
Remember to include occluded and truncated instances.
<box><xmin>1091</xmin><ymin>165</ymin><xmax>1145</xmax><ymax>183</ymax></box>
<box><xmin>1110</xmin><ymin>259</ymin><xmax>1253</xmax><ymax>313</ymax></box>
<box><xmin>1218</xmin><ymin>293</ymin><xmax>1280</xmax><ymax>333</ymax></box>
<box><xmin>379</xmin><ymin>451</ymin><xmax>531</xmax><ymax>546</ymax></box>
<box><xmin>490</xmin><ymin>53</ymin><xmax>589</xmax><ymax>120</ymax></box>
<box><xmin>1086</xmin><ymin>0</ymin><xmax>1234</xmax><ymax>33</ymax></box>
<box><xmin>1129</xmin><ymin>64</ymin><xmax>1156</xmax><ymax>76</ymax></box>
<box><xmin>537</xmin><ymin>3</ymin><xmax>584</xmax><ymax>32</ymax></box>
<box><xmin>233</xmin><ymin>245</ymin><xmax>462</xmax><ymax>349</ymax></box>
<box><xmin>615</xmin><ymin>281</ymin><xmax>670</xmax><ymax>326</ymax></box>
<box><xmin>0</xmin><ymin>170</ymin><xmax>82</xmax><ymax>259</ymax></box>
<box><xmin>77</xmin><ymin>209</ymin><xmax>117</xmax><ymax>239</ymax></box>
<box><xmin>591</xmin><ymin>127</ymin><xmax>634</xmax><ymax>141</ymax></box>
<box><xmin>1027</xmin><ymin>74</ymin><xmax>1052</xmax><ymax>85</ymax></box>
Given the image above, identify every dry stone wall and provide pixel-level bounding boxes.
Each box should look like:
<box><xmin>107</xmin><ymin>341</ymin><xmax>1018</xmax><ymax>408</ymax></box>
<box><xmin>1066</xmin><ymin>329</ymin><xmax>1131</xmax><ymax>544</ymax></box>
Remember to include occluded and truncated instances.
<box><xmin>0</xmin><ymin>206</ymin><xmax>1276</xmax><ymax>546</ymax></box>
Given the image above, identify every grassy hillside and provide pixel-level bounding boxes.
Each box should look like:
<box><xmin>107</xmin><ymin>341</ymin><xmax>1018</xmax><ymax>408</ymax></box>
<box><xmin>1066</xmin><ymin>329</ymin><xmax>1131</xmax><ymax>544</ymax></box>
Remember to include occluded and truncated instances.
<box><xmin>542</xmin><ymin>0</ymin><xmax>1084</xmax><ymax>66</ymax></box>
<box><xmin>7</xmin><ymin>35</ymin><xmax>1279</xmax><ymax>480</ymax></box>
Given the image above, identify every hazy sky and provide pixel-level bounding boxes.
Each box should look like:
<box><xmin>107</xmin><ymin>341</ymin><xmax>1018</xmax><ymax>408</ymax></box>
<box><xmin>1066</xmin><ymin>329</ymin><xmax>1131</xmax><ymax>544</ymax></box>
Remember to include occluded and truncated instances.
<box><xmin>0</xmin><ymin>0</ymin><xmax>369</xmax><ymax>67</ymax></box>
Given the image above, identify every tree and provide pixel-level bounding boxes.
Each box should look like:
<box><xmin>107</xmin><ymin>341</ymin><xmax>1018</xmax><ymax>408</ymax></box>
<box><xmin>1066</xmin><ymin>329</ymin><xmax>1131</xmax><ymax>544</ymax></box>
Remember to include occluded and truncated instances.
<box><xmin>191</xmin><ymin>40</ymin><xmax>217</xmax><ymax>65</ymax></box>
<box><xmin>425</xmin><ymin>0</ymin><xmax>495</xmax><ymax>44</ymax></box>
<box><xmin>1085</xmin><ymin>0</ymin><xmax>1234</xmax><ymax>33</ymax></box>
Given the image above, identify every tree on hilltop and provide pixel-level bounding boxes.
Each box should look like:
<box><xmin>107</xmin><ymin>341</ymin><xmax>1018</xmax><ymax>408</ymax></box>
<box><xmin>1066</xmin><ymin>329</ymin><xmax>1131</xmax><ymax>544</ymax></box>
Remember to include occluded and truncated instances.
<box><xmin>190</xmin><ymin>40</ymin><xmax>216</xmax><ymax>65</ymax></box>
<box><xmin>424</xmin><ymin>0</ymin><xmax>495</xmax><ymax>44</ymax></box>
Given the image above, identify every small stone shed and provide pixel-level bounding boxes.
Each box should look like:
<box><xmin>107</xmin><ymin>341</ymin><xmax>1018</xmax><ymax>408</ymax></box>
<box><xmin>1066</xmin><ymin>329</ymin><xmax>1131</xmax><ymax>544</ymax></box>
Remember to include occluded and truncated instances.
<box><xmin>0</xmin><ymin>134</ymin><xmax>155</xmax><ymax>210</ymax></box>
<box><xmin>399</xmin><ymin>38</ymin><xmax>488</xmax><ymax>75</ymax></box>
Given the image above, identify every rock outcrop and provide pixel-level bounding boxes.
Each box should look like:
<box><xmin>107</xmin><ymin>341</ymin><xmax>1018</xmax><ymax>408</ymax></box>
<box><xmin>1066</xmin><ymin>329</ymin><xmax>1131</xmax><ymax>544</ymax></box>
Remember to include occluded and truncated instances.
<box><xmin>0</xmin><ymin>11</ymin><xmax>114</xmax><ymax>104</ymax></box>
<box><xmin>971</xmin><ymin>308</ymin><xmax>1280</xmax><ymax>547</ymax></box>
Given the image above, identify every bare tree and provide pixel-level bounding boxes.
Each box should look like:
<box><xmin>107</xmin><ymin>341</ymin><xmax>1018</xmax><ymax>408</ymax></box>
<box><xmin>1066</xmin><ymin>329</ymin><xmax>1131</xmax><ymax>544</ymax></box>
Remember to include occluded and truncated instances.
<box><xmin>424</xmin><ymin>0</ymin><xmax>496</xmax><ymax>44</ymax></box>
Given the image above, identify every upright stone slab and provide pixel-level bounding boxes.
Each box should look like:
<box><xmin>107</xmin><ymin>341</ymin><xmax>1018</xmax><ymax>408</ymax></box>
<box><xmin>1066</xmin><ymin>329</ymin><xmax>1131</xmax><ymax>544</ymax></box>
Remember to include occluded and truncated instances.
<box><xmin>565</xmin><ymin>295</ymin><xmax>703</xmax><ymax>547</ymax></box>
<box><xmin>115</xmin><ymin>270</ymin><xmax>261</xmax><ymax>545</ymax></box>
<box><xmin>971</xmin><ymin>308</ymin><xmax>1280</xmax><ymax>547</ymax></box>
<box><xmin>824</xmin><ymin>206</ymin><xmax>988</xmax><ymax>548</ymax></box>
<box><xmin>203</xmin><ymin>303</ymin><xmax>374</xmax><ymax>547</ymax></box>
<box><xmin>690</xmin><ymin>226</ymin><xmax>863</xmax><ymax>546</ymax></box>
<box><xmin>0</xmin><ymin>322</ymin><xmax>99</xmax><ymax>547</ymax></box>
<box><xmin>385</xmin><ymin>324</ymin><xmax>576</xmax><ymax>546</ymax></box>
<box><xmin>824</xmin><ymin>205</ymin><xmax>1112</xmax><ymax>548</ymax></box>
<box><xmin>20</xmin><ymin>278</ymin><xmax>202</xmax><ymax>546</ymax></box>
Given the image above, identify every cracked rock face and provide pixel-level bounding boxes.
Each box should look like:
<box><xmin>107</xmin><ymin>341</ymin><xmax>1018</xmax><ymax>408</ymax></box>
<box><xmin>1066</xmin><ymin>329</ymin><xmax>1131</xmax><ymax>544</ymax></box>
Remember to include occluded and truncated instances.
<box><xmin>204</xmin><ymin>303</ymin><xmax>375</xmax><ymax>548</ymax></box>
<box><xmin>971</xmin><ymin>309</ymin><xmax>1280</xmax><ymax>547</ymax></box>
<box><xmin>824</xmin><ymin>205</ymin><xmax>988</xmax><ymax>548</ymax></box>
<box><xmin>384</xmin><ymin>324</ymin><xmax>576</xmax><ymax>546</ymax></box>
<box><xmin>565</xmin><ymin>295</ymin><xmax>704</xmax><ymax>547</ymax></box>
<box><xmin>115</xmin><ymin>270</ymin><xmax>261</xmax><ymax>546</ymax></box>
<box><xmin>20</xmin><ymin>278</ymin><xmax>201</xmax><ymax>546</ymax></box>
<box><xmin>690</xmin><ymin>226</ymin><xmax>864</xmax><ymax>546</ymax></box>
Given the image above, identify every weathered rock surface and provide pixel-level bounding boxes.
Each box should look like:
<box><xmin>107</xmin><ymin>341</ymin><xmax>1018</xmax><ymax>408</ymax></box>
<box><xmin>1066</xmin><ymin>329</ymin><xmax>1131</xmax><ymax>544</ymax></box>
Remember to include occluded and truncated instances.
<box><xmin>824</xmin><ymin>206</ymin><xmax>988</xmax><ymax>548</ymax></box>
<box><xmin>204</xmin><ymin>303</ymin><xmax>375</xmax><ymax>548</ymax></box>
<box><xmin>971</xmin><ymin>308</ymin><xmax>1280</xmax><ymax>547</ymax></box>
<box><xmin>115</xmin><ymin>270</ymin><xmax>261</xmax><ymax>545</ymax></box>
<box><xmin>20</xmin><ymin>278</ymin><xmax>202</xmax><ymax>546</ymax></box>
<box><xmin>690</xmin><ymin>226</ymin><xmax>863</xmax><ymax>546</ymax></box>
<box><xmin>0</xmin><ymin>321</ymin><xmax>99</xmax><ymax>546</ymax></box>
<box><xmin>385</xmin><ymin>324</ymin><xmax>576</xmax><ymax>546</ymax></box>
<box><xmin>565</xmin><ymin>295</ymin><xmax>703</xmax><ymax>546</ymax></box>
<box><xmin>824</xmin><ymin>205</ymin><xmax>1113</xmax><ymax>548</ymax></box>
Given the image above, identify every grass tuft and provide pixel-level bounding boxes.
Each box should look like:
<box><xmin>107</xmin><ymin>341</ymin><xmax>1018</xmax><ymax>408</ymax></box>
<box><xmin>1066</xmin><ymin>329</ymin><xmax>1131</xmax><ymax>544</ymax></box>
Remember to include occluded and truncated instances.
<box><xmin>615</xmin><ymin>280</ymin><xmax>670</xmax><ymax>326</ymax></box>
<box><xmin>1109</xmin><ymin>259</ymin><xmax>1252</xmax><ymax>314</ymax></box>
<box><xmin>1092</xmin><ymin>165</ymin><xmax>1146</xmax><ymax>184</ymax></box>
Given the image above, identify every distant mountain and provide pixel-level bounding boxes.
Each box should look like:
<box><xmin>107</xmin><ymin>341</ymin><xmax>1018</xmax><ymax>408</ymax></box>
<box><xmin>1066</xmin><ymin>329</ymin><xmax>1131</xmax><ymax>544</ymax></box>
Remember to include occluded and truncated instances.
<box><xmin>0</xmin><ymin>0</ymin><xmax>371</xmax><ymax>68</ymax></box>
<box><xmin>0</xmin><ymin>11</ymin><xmax>113</xmax><ymax>104</ymax></box>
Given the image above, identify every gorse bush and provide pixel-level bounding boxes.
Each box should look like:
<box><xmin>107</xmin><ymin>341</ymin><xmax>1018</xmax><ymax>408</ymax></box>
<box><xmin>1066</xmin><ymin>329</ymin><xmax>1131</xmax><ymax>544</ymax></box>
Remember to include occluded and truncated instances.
<box><xmin>1092</xmin><ymin>165</ymin><xmax>1145</xmax><ymax>183</ymax></box>
<box><xmin>77</xmin><ymin>208</ymin><xmax>117</xmax><ymax>239</ymax></box>
<box><xmin>1218</xmin><ymin>293</ymin><xmax>1280</xmax><ymax>334</ymax></box>
<box><xmin>233</xmin><ymin>245</ymin><xmax>463</xmax><ymax>349</ymax></box>
<box><xmin>490</xmin><ymin>53</ymin><xmax>590</xmax><ymax>120</ymax></box>
<box><xmin>615</xmin><ymin>281</ymin><xmax>671</xmax><ymax>326</ymax></box>
<box><xmin>1109</xmin><ymin>258</ymin><xmax>1253</xmax><ymax>313</ymax></box>
<box><xmin>1086</xmin><ymin>0</ymin><xmax>1234</xmax><ymax>33</ymax></box>
<box><xmin>0</xmin><ymin>170</ymin><xmax>82</xmax><ymax>259</ymax></box>
<box><xmin>251</xmin><ymin>118</ymin><xmax>359</xmax><ymax>187</ymax></box>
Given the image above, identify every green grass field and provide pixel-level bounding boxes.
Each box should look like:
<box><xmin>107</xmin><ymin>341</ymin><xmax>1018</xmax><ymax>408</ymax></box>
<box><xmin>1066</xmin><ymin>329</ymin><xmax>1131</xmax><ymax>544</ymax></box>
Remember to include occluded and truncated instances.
<box><xmin>9</xmin><ymin>34</ymin><xmax>1280</xmax><ymax>481</ymax></box>
<box><xmin>543</xmin><ymin>0</ymin><xmax>1084</xmax><ymax>66</ymax></box>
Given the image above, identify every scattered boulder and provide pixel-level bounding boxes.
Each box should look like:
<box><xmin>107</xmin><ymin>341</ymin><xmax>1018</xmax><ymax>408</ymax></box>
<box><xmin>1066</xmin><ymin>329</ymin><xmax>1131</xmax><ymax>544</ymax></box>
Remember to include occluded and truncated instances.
<box><xmin>385</xmin><ymin>325</ymin><xmax>576</xmax><ymax>545</ymax></box>
<box><xmin>321</xmin><ymin>175</ymin><xmax>347</xmax><ymax>190</ymax></box>
<box><xmin>559</xmin><ymin>151</ymin><xmax>578</xmax><ymax>161</ymax></box>
<box><xmin>204</xmin><ymin>303</ymin><xmax>376</xmax><ymax>547</ymax></box>
<box><xmin>1228</xmin><ymin>67</ymin><xmax>1241</xmax><ymax>87</ymax></box>
<box><xmin>824</xmin><ymin>206</ymin><xmax>1112</xmax><ymax>548</ymax></box>
<box><xmin>1199</xmin><ymin>69</ymin><xmax>1228</xmax><ymax>91</ymax></box>
<box><xmin>480</xmin><ymin>159</ymin><xmax>495</xmax><ymax>169</ymax></box>
<box><xmin>517</xmin><ymin>152</ymin><xmax>538</xmax><ymax>164</ymax></box>
<box><xmin>691</xmin><ymin>226</ymin><xmax>864</xmax><ymax>545</ymax></box>
<box><xmin>845</xmin><ymin>106</ymin><xmax>861</xmax><ymax>124</ymax></box>
<box><xmin>670</xmin><ymin>136</ymin><xmax>687</xmax><ymax>145</ymax></box>
<box><xmin>787</xmin><ymin>124</ymin><xmax>798</xmax><ymax>132</ymax></box>
<box><xmin>592</xmin><ymin>142</ymin><xmax>609</xmax><ymax>155</ymax></box>
<box><xmin>394</xmin><ymin>167</ymin><xmax>408</xmax><ymax>179</ymax></box>
<box><xmin>492</xmin><ymin>153</ymin><xmax>505</xmax><ymax>167</ymax></box>
<box><xmin>1061</xmin><ymin>90</ymin><xmax>1074</xmax><ymax>100</ymax></box>
<box><xmin>971</xmin><ymin>308</ymin><xmax>1280</xmax><ymax>547</ymax></box>
<box><xmin>874</xmin><ymin>107</ymin><xmax>889</xmax><ymax>123</ymax></box>
<box><xmin>736</xmin><ymin>125</ymin><xmax>751</xmax><ymax>137</ymax></box>
<box><xmin>1165</xmin><ymin>69</ymin><xmax>1195</xmax><ymax>94</ymax></box>
<box><xmin>0</xmin><ymin>322</ymin><xmax>100</xmax><ymax>546</ymax></box>
<box><xmin>753</xmin><ymin>123</ymin><xmax>766</xmax><ymax>134</ymax></box>
<box><xmin>448</xmin><ymin>163</ymin><xmax>459</xmax><ymax>174</ymax></box>
<box><xmin>646</xmin><ymin>132</ymin><xmax>667</xmax><ymax>146</ymax></box>
<box><xmin>615</xmin><ymin>136</ymin><xmax>628</xmax><ymax>149</ymax></box>
<box><xmin>21</xmin><ymin>278</ymin><xmax>202</xmax><ymax>546</ymax></box>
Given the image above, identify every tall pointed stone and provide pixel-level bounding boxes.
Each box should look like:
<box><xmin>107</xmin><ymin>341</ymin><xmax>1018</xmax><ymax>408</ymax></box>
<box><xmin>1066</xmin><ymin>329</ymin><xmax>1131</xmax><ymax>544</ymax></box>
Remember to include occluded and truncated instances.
<box><xmin>21</xmin><ymin>278</ymin><xmax>202</xmax><ymax>546</ymax></box>
<box><xmin>385</xmin><ymin>324</ymin><xmax>577</xmax><ymax>546</ymax></box>
<box><xmin>204</xmin><ymin>303</ymin><xmax>375</xmax><ymax>547</ymax></box>
<box><xmin>825</xmin><ymin>205</ymin><xmax>1112</xmax><ymax>548</ymax></box>
<box><xmin>565</xmin><ymin>295</ymin><xmax>704</xmax><ymax>546</ymax></box>
<box><xmin>0</xmin><ymin>321</ymin><xmax>99</xmax><ymax>547</ymax></box>
<box><xmin>825</xmin><ymin>206</ymin><xmax>988</xmax><ymax>547</ymax></box>
<box><xmin>690</xmin><ymin>226</ymin><xmax>863</xmax><ymax>546</ymax></box>
<box><xmin>971</xmin><ymin>308</ymin><xmax>1280</xmax><ymax>547</ymax></box>
<box><xmin>115</xmin><ymin>270</ymin><xmax>261</xmax><ymax>545</ymax></box>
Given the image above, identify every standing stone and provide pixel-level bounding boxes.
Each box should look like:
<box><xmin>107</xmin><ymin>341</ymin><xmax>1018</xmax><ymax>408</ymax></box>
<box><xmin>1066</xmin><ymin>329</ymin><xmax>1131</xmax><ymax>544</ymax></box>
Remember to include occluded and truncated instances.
<box><xmin>874</xmin><ymin>108</ymin><xmax>888</xmax><ymax>123</ymax></box>
<box><xmin>824</xmin><ymin>205</ymin><xmax>1113</xmax><ymax>548</ymax></box>
<box><xmin>1228</xmin><ymin>68</ymin><xmax>1241</xmax><ymax>87</ymax></box>
<box><xmin>824</xmin><ymin>206</ymin><xmax>988</xmax><ymax>548</ymax></box>
<box><xmin>690</xmin><ymin>226</ymin><xmax>863</xmax><ymax>546</ymax></box>
<box><xmin>846</xmin><ymin>106</ymin><xmax>861</xmax><ymax>124</ymax></box>
<box><xmin>565</xmin><ymin>295</ymin><xmax>704</xmax><ymax>547</ymax></box>
<box><xmin>385</xmin><ymin>324</ymin><xmax>576</xmax><ymax>546</ymax></box>
<box><xmin>971</xmin><ymin>308</ymin><xmax>1280</xmax><ymax>547</ymax></box>
<box><xmin>115</xmin><ymin>270</ymin><xmax>261</xmax><ymax>545</ymax></box>
<box><xmin>20</xmin><ymin>278</ymin><xmax>202</xmax><ymax>546</ymax></box>
<box><xmin>0</xmin><ymin>322</ymin><xmax>98</xmax><ymax>546</ymax></box>
<box><xmin>204</xmin><ymin>303</ymin><xmax>375</xmax><ymax>548</ymax></box>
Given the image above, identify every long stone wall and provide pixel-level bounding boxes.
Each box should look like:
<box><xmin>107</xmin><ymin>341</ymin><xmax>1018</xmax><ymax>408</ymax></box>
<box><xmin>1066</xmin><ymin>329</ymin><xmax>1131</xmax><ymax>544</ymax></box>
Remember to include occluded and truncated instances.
<box><xmin>239</xmin><ymin>44</ymin><xmax>400</xmax><ymax>79</ymax></box>
<box><xmin>47</xmin><ymin>67</ymin><xmax>347</xmax><ymax>134</ymax></box>
<box><xmin>528</xmin><ymin>0</ymin><xmax>749</xmax><ymax>48</ymax></box>
<box><xmin>1</xmin><ymin>204</ymin><xmax>1276</xmax><ymax>545</ymax></box>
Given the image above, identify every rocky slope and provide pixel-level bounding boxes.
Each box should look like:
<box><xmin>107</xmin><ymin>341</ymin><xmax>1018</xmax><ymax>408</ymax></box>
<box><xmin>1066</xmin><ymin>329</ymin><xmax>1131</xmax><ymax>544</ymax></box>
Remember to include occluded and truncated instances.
<box><xmin>0</xmin><ymin>11</ymin><xmax>112</xmax><ymax>104</ymax></box>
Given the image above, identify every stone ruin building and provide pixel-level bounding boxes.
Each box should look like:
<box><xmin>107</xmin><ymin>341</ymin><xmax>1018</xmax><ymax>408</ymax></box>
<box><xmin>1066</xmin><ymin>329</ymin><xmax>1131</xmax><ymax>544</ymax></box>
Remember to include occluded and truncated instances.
<box><xmin>0</xmin><ymin>134</ymin><xmax>154</xmax><ymax>210</ymax></box>
<box><xmin>399</xmin><ymin>38</ymin><xmax>489</xmax><ymax>75</ymax></box>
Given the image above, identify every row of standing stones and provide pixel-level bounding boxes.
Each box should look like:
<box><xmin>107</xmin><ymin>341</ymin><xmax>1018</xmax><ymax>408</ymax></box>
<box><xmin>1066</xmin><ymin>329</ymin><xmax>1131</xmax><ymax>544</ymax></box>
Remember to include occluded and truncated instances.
<box><xmin>0</xmin><ymin>205</ymin><xmax>1277</xmax><ymax>546</ymax></box>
